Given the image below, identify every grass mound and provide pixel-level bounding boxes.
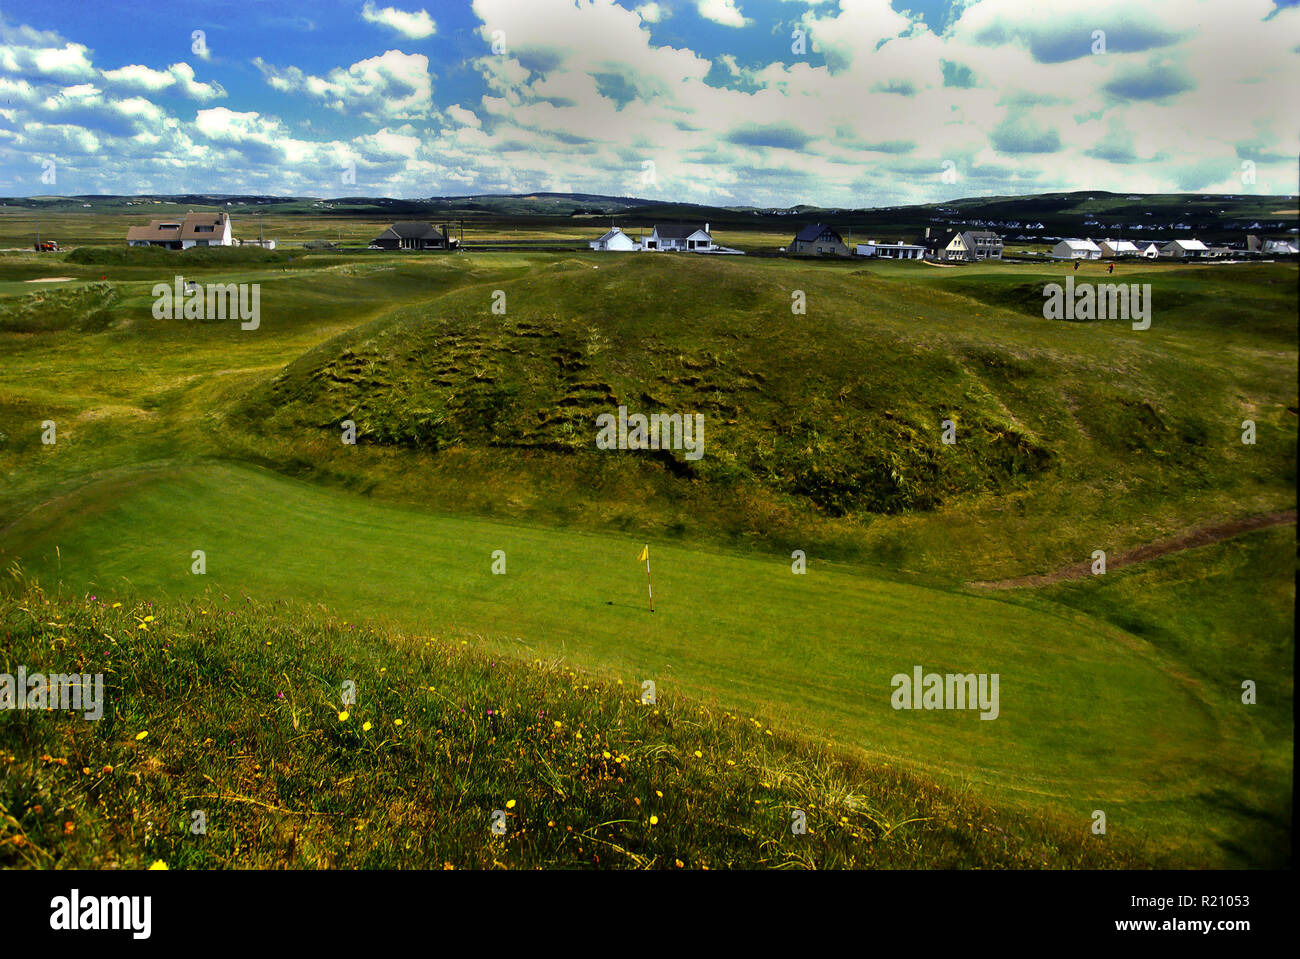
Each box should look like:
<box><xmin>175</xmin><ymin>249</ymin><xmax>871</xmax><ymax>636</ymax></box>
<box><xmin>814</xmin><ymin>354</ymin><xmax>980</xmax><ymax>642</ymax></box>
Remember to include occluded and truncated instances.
<box><xmin>0</xmin><ymin>282</ymin><xmax>118</xmax><ymax>333</ymax></box>
<box><xmin>65</xmin><ymin>246</ymin><xmax>300</xmax><ymax>267</ymax></box>
<box><xmin>0</xmin><ymin>579</ymin><xmax>1144</xmax><ymax>869</ymax></box>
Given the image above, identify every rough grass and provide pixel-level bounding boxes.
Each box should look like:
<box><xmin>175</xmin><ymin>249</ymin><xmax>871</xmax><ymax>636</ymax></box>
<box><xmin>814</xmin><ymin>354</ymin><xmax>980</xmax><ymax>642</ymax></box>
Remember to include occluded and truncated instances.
<box><xmin>0</xmin><ymin>579</ymin><xmax>1147</xmax><ymax>869</ymax></box>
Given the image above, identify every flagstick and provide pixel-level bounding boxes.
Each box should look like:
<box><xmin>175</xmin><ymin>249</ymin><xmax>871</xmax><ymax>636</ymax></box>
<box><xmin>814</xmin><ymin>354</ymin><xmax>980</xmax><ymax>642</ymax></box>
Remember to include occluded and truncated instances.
<box><xmin>645</xmin><ymin>550</ymin><xmax>655</xmax><ymax>613</ymax></box>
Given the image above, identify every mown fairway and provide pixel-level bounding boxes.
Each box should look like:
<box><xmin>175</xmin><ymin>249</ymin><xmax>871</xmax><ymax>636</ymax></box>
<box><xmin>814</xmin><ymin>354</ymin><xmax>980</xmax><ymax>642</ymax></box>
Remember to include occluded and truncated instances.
<box><xmin>0</xmin><ymin>243</ymin><xmax>1293</xmax><ymax>867</ymax></box>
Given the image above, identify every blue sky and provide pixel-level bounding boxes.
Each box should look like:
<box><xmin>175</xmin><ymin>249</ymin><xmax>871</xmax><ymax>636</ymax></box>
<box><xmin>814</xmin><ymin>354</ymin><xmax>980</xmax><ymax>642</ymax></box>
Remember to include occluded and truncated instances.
<box><xmin>1</xmin><ymin>0</ymin><xmax>1297</xmax><ymax>205</ymax></box>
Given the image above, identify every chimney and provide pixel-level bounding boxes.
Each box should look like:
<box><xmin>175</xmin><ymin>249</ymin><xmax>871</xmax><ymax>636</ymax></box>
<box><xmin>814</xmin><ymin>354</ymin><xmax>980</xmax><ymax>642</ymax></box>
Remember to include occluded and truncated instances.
<box><xmin>705</xmin><ymin>222</ymin><xmax>709</xmax><ymax>234</ymax></box>
<box><xmin>925</xmin><ymin>227</ymin><xmax>931</xmax><ymax>239</ymax></box>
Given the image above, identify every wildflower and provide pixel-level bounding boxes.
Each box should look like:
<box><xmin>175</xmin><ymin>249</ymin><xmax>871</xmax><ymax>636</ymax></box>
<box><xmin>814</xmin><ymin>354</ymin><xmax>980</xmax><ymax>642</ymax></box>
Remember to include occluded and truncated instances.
<box><xmin>554</xmin><ymin>720</ymin><xmax>562</xmax><ymax>728</ymax></box>
<box><xmin>649</xmin><ymin>815</ymin><xmax>659</xmax><ymax>826</ymax></box>
<box><xmin>63</xmin><ymin>822</ymin><xmax>75</xmax><ymax>835</ymax></box>
<box><xmin>602</xmin><ymin>750</ymin><xmax>611</xmax><ymax>760</ymax></box>
<box><xmin>134</xmin><ymin>731</ymin><xmax>148</xmax><ymax>741</ymax></box>
<box><xmin>655</xmin><ymin>790</ymin><xmax>663</xmax><ymax>798</ymax></box>
<box><xmin>693</xmin><ymin>750</ymin><xmax>702</xmax><ymax>758</ymax></box>
<box><xmin>148</xmin><ymin>860</ymin><xmax>168</xmax><ymax>870</ymax></box>
<box><xmin>111</xmin><ymin>602</ymin><xmax>121</xmax><ymax>609</ymax></box>
<box><xmin>338</xmin><ymin>711</ymin><xmax>349</xmax><ymax>722</ymax></box>
<box><xmin>362</xmin><ymin>722</ymin><xmax>372</xmax><ymax>732</ymax></box>
<box><xmin>101</xmin><ymin>764</ymin><xmax>113</xmax><ymax>774</ymax></box>
<box><xmin>394</xmin><ymin>718</ymin><xmax>403</xmax><ymax>727</ymax></box>
<box><xmin>506</xmin><ymin>799</ymin><xmax>516</xmax><ymax>810</ymax></box>
<box><xmin>675</xmin><ymin>859</ymin><xmax>684</xmax><ymax>868</ymax></box>
<box><xmin>143</xmin><ymin>615</ymin><xmax>154</xmax><ymax>623</ymax></box>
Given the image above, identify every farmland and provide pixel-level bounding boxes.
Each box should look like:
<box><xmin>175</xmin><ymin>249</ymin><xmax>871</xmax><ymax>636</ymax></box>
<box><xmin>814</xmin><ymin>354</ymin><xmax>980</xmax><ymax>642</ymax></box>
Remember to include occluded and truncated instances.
<box><xmin>0</xmin><ymin>232</ymin><xmax>1294</xmax><ymax>869</ymax></box>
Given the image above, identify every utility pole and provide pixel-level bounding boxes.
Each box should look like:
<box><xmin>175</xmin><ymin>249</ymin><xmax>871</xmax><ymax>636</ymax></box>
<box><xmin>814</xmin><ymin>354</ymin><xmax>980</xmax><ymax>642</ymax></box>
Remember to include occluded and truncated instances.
<box><xmin>34</xmin><ymin>213</ymin><xmax>39</xmax><ymax>251</ymax></box>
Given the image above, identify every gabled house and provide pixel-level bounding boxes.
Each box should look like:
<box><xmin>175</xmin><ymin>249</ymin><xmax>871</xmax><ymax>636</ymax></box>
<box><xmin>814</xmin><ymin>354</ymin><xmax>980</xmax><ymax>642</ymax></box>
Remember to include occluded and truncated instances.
<box><xmin>1051</xmin><ymin>238</ymin><xmax>1102</xmax><ymax>260</ymax></box>
<box><xmin>1099</xmin><ymin>239</ymin><xmax>1140</xmax><ymax>258</ymax></box>
<box><xmin>370</xmin><ymin>221</ymin><xmax>457</xmax><ymax>250</ymax></box>
<box><xmin>127</xmin><ymin>212</ymin><xmax>233</xmax><ymax>249</ymax></box>
<box><xmin>790</xmin><ymin>223</ymin><xmax>849</xmax><ymax>256</ymax></box>
<box><xmin>588</xmin><ymin>226</ymin><xmax>639</xmax><ymax>251</ymax></box>
<box><xmin>1139</xmin><ymin>243</ymin><xmax>1161</xmax><ymax>259</ymax></box>
<box><xmin>960</xmin><ymin>230</ymin><xmax>1003</xmax><ymax>260</ymax></box>
<box><xmin>642</xmin><ymin>223</ymin><xmax>714</xmax><ymax>252</ymax></box>
<box><xmin>913</xmin><ymin>228</ymin><xmax>969</xmax><ymax>262</ymax></box>
<box><xmin>1159</xmin><ymin>238</ymin><xmax>1208</xmax><ymax>259</ymax></box>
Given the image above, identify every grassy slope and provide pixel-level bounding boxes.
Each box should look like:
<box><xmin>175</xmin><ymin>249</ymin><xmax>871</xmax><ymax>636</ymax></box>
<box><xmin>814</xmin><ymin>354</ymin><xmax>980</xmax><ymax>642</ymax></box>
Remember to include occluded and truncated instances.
<box><xmin>0</xmin><ymin>582</ymin><xmax>1144</xmax><ymax>869</ymax></box>
<box><xmin>1</xmin><ymin>462</ymin><xmax>1290</xmax><ymax>866</ymax></box>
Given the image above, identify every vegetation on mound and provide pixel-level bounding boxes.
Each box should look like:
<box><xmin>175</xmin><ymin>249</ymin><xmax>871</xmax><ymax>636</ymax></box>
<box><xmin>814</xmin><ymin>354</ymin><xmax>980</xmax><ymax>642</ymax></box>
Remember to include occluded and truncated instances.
<box><xmin>0</xmin><ymin>282</ymin><xmax>118</xmax><ymax>334</ymax></box>
<box><xmin>0</xmin><ymin>579</ymin><xmax>1144</xmax><ymax>869</ymax></box>
<box><xmin>65</xmin><ymin>246</ymin><xmax>301</xmax><ymax>267</ymax></box>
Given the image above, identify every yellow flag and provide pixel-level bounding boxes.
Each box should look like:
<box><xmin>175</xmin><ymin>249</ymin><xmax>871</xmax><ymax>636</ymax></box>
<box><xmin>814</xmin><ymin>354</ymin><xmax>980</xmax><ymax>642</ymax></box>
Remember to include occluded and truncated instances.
<box><xmin>637</xmin><ymin>545</ymin><xmax>649</xmax><ymax>562</ymax></box>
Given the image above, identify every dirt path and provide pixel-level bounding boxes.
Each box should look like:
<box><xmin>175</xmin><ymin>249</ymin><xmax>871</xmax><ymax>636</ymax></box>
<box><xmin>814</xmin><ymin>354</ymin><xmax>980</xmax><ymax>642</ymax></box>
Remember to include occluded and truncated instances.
<box><xmin>969</xmin><ymin>509</ymin><xmax>1296</xmax><ymax>590</ymax></box>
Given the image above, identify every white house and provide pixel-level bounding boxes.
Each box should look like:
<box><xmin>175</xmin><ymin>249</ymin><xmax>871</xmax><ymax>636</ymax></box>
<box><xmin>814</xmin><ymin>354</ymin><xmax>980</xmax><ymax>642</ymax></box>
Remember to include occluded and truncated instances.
<box><xmin>1051</xmin><ymin>238</ymin><xmax>1102</xmax><ymax>260</ymax></box>
<box><xmin>588</xmin><ymin>226</ymin><xmax>639</xmax><ymax>251</ymax></box>
<box><xmin>642</xmin><ymin>223</ymin><xmax>714</xmax><ymax>252</ymax></box>
<box><xmin>126</xmin><ymin>212</ymin><xmax>234</xmax><ymax>249</ymax></box>
<box><xmin>1139</xmin><ymin>243</ymin><xmax>1161</xmax><ymax>259</ymax></box>
<box><xmin>1099</xmin><ymin>239</ymin><xmax>1140</xmax><ymax>258</ymax></box>
<box><xmin>856</xmin><ymin>240</ymin><xmax>926</xmax><ymax>260</ymax></box>
<box><xmin>1160</xmin><ymin>238</ymin><xmax>1209</xmax><ymax>259</ymax></box>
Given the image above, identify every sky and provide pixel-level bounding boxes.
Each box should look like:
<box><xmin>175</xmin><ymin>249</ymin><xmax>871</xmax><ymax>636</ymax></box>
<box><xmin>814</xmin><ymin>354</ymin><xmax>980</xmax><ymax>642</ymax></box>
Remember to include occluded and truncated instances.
<box><xmin>1</xmin><ymin>0</ymin><xmax>1298</xmax><ymax>206</ymax></box>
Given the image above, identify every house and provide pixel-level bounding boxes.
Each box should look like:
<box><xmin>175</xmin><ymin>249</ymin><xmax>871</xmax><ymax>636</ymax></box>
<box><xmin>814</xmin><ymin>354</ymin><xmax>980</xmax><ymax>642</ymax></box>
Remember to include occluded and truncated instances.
<box><xmin>856</xmin><ymin>240</ymin><xmax>926</xmax><ymax>260</ymax></box>
<box><xmin>960</xmin><ymin>230</ymin><xmax>1003</xmax><ymax>260</ymax></box>
<box><xmin>1099</xmin><ymin>239</ymin><xmax>1141</xmax><ymax>258</ymax></box>
<box><xmin>913</xmin><ymin>228</ymin><xmax>969</xmax><ymax>262</ymax></box>
<box><xmin>588</xmin><ymin>226</ymin><xmax>639</xmax><ymax>252</ymax></box>
<box><xmin>790</xmin><ymin>223</ymin><xmax>849</xmax><ymax>256</ymax></box>
<box><xmin>1051</xmin><ymin>238</ymin><xmax>1102</xmax><ymax>260</ymax></box>
<box><xmin>1159</xmin><ymin>238</ymin><xmax>1209</xmax><ymax>259</ymax></box>
<box><xmin>1248</xmin><ymin>235</ymin><xmax>1299</xmax><ymax>255</ymax></box>
<box><xmin>126</xmin><ymin>212</ymin><xmax>233</xmax><ymax>249</ymax></box>
<box><xmin>1139</xmin><ymin>243</ymin><xmax>1161</xmax><ymax>259</ymax></box>
<box><xmin>642</xmin><ymin>223</ymin><xmax>714</xmax><ymax>252</ymax></box>
<box><xmin>370</xmin><ymin>221</ymin><xmax>457</xmax><ymax>250</ymax></box>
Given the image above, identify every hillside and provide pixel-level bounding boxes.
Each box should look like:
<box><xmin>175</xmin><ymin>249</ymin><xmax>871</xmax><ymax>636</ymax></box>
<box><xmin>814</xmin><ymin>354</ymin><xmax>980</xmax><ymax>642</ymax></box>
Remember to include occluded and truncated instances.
<box><xmin>0</xmin><ymin>581</ymin><xmax>1145</xmax><ymax>869</ymax></box>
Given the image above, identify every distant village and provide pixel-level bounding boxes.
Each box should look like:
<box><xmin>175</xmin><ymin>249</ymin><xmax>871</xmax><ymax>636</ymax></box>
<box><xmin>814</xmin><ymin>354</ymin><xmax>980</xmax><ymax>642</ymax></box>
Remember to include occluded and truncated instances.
<box><xmin>119</xmin><ymin>210</ymin><xmax>1299</xmax><ymax>262</ymax></box>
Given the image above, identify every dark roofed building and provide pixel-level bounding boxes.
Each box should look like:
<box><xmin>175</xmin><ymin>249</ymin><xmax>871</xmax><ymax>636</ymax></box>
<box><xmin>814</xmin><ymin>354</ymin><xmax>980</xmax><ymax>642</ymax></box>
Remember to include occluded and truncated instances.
<box><xmin>371</xmin><ymin>221</ymin><xmax>457</xmax><ymax>250</ymax></box>
<box><xmin>789</xmin><ymin>223</ymin><xmax>849</xmax><ymax>256</ymax></box>
<box><xmin>126</xmin><ymin>212</ymin><xmax>232</xmax><ymax>249</ymax></box>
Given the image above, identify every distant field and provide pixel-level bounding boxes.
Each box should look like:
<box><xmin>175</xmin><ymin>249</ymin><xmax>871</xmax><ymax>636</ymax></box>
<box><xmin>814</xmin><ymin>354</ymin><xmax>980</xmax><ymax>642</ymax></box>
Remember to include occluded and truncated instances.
<box><xmin>0</xmin><ymin>236</ymin><xmax>1292</xmax><ymax>867</ymax></box>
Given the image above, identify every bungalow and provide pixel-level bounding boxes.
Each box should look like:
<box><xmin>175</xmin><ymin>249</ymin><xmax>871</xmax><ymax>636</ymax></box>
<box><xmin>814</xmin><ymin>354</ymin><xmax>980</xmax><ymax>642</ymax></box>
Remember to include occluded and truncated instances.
<box><xmin>914</xmin><ymin>228</ymin><xmax>969</xmax><ymax>262</ymax></box>
<box><xmin>1051</xmin><ymin>238</ymin><xmax>1102</xmax><ymax>260</ymax></box>
<box><xmin>1139</xmin><ymin>243</ymin><xmax>1161</xmax><ymax>259</ymax></box>
<box><xmin>790</xmin><ymin>223</ymin><xmax>849</xmax><ymax>256</ymax></box>
<box><xmin>588</xmin><ymin>226</ymin><xmax>639</xmax><ymax>252</ymax></box>
<box><xmin>1099</xmin><ymin>239</ymin><xmax>1140</xmax><ymax>258</ymax></box>
<box><xmin>126</xmin><ymin>212</ymin><xmax>233</xmax><ymax>249</ymax></box>
<box><xmin>1249</xmin><ymin>235</ymin><xmax>1300</xmax><ymax>255</ymax></box>
<box><xmin>1159</xmin><ymin>238</ymin><xmax>1208</xmax><ymax>259</ymax></box>
<box><xmin>642</xmin><ymin>223</ymin><xmax>714</xmax><ymax>252</ymax></box>
<box><xmin>856</xmin><ymin>239</ymin><xmax>926</xmax><ymax>260</ymax></box>
<box><xmin>370</xmin><ymin>221</ymin><xmax>457</xmax><ymax>250</ymax></box>
<box><xmin>960</xmin><ymin>230</ymin><xmax>1003</xmax><ymax>260</ymax></box>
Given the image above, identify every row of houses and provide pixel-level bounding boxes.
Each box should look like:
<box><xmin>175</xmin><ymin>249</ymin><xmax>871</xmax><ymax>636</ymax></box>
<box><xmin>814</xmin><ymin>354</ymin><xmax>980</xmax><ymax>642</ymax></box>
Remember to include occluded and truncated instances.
<box><xmin>125</xmin><ymin>213</ymin><xmax>1297</xmax><ymax>261</ymax></box>
<box><xmin>1048</xmin><ymin>236</ymin><xmax>1297</xmax><ymax>260</ymax></box>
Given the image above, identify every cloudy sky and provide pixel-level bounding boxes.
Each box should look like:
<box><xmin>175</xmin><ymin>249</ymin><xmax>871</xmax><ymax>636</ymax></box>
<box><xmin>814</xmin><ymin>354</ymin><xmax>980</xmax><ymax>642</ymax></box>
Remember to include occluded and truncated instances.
<box><xmin>1</xmin><ymin>0</ymin><xmax>1297</xmax><ymax>205</ymax></box>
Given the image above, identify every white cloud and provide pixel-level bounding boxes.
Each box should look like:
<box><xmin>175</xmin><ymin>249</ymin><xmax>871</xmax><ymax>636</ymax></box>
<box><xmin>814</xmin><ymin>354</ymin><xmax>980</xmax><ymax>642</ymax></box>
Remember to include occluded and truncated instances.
<box><xmin>697</xmin><ymin>0</ymin><xmax>749</xmax><ymax>28</ymax></box>
<box><xmin>361</xmin><ymin>2</ymin><xmax>437</xmax><ymax>40</ymax></box>
<box><xmin>100</xmin><ymin>62</ymin><xmax>225</xmax><ymax>101</ymax></box>
<box><xmin>254</xmin><ymin>49</ymin><xmax>435</xmax><ymax>120</ymax></box>
<box><xmin>635</xmin><ymin>2</ymin><xmax>667</xmax><ymax>23</ymax></box>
